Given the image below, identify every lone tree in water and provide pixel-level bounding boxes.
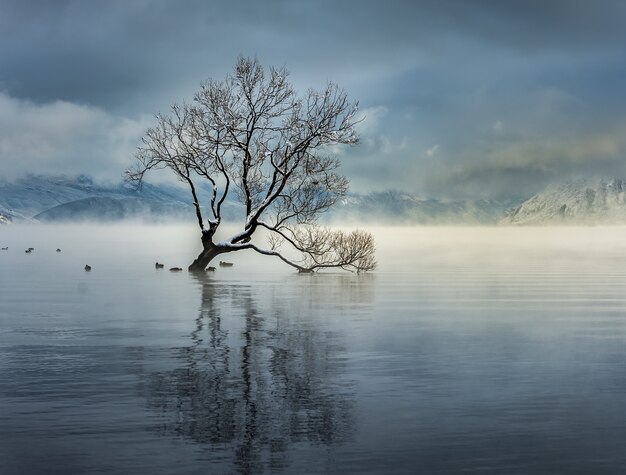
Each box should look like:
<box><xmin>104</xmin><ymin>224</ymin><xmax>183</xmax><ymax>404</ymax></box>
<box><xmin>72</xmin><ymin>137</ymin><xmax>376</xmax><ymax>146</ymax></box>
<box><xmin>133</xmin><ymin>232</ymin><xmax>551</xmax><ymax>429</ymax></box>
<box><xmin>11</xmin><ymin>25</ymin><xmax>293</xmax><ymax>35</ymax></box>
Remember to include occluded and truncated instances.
<box><xmin>126</xmin><ymin>57</ymin><xmax>376</xmax><ymax>273</ymax></box>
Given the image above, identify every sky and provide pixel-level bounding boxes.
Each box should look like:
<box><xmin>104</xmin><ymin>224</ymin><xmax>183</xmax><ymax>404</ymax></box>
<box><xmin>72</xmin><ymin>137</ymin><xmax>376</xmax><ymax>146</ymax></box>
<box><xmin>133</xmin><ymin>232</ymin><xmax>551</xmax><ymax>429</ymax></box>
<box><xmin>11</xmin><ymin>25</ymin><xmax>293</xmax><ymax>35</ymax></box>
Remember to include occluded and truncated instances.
<box><xmin>1</xmin><ymin>0</ymin><xmax>626</xmax><ymax>200</ymax></box>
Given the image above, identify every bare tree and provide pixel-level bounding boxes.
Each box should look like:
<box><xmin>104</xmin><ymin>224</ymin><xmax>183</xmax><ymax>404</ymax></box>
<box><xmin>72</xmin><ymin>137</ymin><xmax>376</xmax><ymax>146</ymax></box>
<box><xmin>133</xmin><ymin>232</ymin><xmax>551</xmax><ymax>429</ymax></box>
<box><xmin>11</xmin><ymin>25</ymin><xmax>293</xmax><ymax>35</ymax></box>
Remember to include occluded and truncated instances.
<box><xmin>126</xmin><ymin>57</ymin><xmax>376</xmax><ymax>272</ymax></box>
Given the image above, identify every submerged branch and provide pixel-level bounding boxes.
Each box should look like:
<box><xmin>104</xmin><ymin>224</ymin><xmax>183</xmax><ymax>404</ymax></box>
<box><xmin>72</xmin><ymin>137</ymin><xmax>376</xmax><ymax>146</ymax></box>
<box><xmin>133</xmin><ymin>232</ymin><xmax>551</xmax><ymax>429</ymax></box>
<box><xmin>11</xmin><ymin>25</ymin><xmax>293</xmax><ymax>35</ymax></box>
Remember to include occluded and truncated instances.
<box><xmin>252</xmin><ymin>224</ymin><xmax>376</xmax><ymax>273</ymax></box>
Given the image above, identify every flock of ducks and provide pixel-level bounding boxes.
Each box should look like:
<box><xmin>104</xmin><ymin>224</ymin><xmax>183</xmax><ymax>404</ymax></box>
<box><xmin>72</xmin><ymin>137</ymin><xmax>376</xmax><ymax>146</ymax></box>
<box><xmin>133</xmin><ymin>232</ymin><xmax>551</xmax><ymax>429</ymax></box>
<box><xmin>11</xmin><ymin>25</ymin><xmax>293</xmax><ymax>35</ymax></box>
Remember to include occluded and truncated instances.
<box><xmin>154</xmin><ymin>261</ymin><xmax>233</xmax><ymax>272</ymax></box>
<box><xmin>1</xmin><ymin>246</ymin><xmax>234</xmax><ymax>273</ymax></box>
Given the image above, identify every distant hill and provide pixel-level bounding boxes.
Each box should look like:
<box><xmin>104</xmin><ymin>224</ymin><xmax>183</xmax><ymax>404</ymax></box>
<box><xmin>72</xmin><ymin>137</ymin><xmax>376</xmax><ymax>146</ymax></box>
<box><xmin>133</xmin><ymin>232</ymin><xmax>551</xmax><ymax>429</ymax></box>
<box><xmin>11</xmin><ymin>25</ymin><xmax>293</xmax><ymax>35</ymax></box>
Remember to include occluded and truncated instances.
<box><xmin>0</xmin><ymin>174</ymin><xmax>518</xmax><ymax>225</ymax></box>
<box><xmin>33</xmin><ymin>196</ymin><xmax>186</xmax><ymax>222</ymax></box>
<box><xmin>0</xmin><ymin>174</ymin><xmax>243</xmax><ymax>223</ymax></box>
<box><xmin>0</xmin><ymin>174</ymin><xmax>188</xmax><ymax>218</ymax></box>
<box><xmin>501</xmin><ymin>178</ymin><xmax>626</xmax><ymax>225</ymax></box>
<box><xmin>9</xmin><ymin>175</ymin><xmax>620</xmax><ymax>226</ymax></box>
<box><xmin>331</xmin><ymin>191</ymin><xmax>514</xmax><ymax>225</ymax></box>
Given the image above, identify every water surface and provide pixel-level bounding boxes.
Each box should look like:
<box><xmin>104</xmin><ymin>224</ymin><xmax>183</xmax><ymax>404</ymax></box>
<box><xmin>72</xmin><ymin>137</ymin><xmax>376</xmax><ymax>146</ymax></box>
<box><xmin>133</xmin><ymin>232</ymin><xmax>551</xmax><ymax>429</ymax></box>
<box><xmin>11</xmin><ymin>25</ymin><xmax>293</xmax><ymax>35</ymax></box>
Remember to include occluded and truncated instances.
<box><xmin>2</xmin><ymin>225</ymin><xmax>626</xmax><ymax>474</ymax></box>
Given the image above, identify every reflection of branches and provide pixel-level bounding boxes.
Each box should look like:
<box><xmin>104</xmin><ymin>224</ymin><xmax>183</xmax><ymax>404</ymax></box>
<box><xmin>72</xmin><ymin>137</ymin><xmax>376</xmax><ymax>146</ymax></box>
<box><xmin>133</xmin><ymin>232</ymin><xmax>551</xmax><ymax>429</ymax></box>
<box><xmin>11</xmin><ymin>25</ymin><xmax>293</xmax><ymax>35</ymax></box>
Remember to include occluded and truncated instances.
<box><xmin>142</xmin><ymin>273</ymin><xmax>357</xmax><ymax>474</ymax></box>
<box><xmin>146</xmin><ymin>279</ymin><xmax>238</xmax><ymax>444</ymax></box>
<box><xmin>235</xmin><ymin>291</ymin><xmax>262</xmax><ymax>474</ymax></box>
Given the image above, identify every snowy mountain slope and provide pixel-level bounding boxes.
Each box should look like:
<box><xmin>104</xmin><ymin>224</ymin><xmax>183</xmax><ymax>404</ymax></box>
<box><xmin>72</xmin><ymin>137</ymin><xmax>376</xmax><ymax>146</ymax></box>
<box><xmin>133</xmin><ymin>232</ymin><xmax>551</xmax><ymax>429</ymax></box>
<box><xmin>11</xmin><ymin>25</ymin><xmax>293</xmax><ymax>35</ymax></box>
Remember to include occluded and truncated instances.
<box><xmin>0</xmin><ymin>174</ymin><xmax>514</xmax><ymax>224</ymax></box>
<box><xmin>502</xmin><ymin>178</ymin><xmax>626</xmax><ymax>225</ymax></box>
<box><xmin>0</xmin><ymin>174</ymin><xmax>191</xmax><ymax>218</ymax></box>
<box><xmin>0</xmin><ymin>174</ymin><xmax>246</xmax><ymax>222</ymax></box>
<box><xmin>0</xmin><ymin>175</ymin><xmax>197</xmax><ymax>219</ymax></box>
<box><xmin>33</xmin><ymin>197</ymin><xmax>186</xmax><ymax>222</ymax></box>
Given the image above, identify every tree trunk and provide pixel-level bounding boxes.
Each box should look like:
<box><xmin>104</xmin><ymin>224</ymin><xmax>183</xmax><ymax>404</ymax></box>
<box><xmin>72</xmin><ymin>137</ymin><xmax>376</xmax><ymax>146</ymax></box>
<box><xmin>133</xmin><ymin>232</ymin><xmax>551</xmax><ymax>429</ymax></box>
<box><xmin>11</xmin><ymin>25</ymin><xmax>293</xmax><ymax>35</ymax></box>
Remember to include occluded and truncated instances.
<box><xmin>188</xmin><ymin>242</ymin><xmax>228</xmax><ymax>272</ymax></box>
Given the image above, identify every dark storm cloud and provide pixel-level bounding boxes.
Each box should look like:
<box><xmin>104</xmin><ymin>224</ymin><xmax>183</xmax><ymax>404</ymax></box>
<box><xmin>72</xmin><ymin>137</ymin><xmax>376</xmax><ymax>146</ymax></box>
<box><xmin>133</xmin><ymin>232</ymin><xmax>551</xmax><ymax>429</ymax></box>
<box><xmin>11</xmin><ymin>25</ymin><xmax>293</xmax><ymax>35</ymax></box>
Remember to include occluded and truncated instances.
<box><xmin>3</xmin><ymin>0</ymin><xmax>624</xmax><ymax>109</ymax></box>
<box><xmin>1</xmin><ymin>0</ymin><xmax>626</xmax><ymax>197</ymax></box>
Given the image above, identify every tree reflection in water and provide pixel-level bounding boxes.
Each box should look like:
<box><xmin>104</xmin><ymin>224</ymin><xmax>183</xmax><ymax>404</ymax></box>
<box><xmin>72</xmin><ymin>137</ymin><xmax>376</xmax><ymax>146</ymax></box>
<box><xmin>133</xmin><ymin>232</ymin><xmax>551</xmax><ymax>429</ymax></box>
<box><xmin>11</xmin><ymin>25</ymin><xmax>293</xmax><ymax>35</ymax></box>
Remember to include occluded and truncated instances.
<box><xmin>143</xmin><ymin>273</ymin><xmax>369</xmax><ymax>473</ymax></box>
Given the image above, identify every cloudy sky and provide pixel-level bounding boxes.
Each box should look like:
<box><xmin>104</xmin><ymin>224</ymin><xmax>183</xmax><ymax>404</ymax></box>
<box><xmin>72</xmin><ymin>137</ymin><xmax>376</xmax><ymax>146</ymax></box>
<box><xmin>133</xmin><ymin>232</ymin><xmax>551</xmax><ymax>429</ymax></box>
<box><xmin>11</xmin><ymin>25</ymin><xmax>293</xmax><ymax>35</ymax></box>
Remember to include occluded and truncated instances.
<box><xmin>1</xmin><ymin>0</ymin><xmax>626</xmax><ymax>200</ymax></box>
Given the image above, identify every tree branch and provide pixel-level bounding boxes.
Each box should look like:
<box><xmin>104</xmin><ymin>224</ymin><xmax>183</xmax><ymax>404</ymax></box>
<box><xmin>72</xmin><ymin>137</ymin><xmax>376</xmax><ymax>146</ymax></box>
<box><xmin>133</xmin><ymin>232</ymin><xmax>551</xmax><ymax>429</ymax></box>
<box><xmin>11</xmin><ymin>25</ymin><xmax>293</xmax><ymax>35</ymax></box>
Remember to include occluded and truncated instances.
<box><xmin>127</xmin><ymin>56</ymin><xmax>375</xmax><ymax>272</ymax></box>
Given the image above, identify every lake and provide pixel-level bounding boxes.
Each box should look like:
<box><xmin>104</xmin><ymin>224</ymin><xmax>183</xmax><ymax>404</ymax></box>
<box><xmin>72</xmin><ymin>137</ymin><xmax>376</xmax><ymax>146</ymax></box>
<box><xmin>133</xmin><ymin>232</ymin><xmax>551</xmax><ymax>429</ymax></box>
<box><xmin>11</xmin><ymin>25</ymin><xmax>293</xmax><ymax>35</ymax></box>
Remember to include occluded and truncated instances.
<box><xmin>2</xmin><ymin>224</ymin><xmax>626</xmax><ymax>474</ymax></box>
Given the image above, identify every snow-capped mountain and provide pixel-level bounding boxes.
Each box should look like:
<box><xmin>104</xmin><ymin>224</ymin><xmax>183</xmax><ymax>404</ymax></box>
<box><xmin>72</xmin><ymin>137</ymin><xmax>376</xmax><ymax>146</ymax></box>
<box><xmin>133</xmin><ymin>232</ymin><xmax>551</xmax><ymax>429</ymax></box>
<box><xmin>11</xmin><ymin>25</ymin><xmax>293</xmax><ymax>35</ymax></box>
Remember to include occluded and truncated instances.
<box><xmin>501</xmin><ymin>178</ymin><xmax>626</xmax><ymax>225</ymax></box>
<box><xmin>0</xmin><ymin>174</ymin><xmax>246</xmax><ymax>222</ymax></box>
<box><xmin>0</xmin><ymin>175</ymin><xmax>518</xmax><ymax>224</ymax></box>
<box><xmin>33</xmin><ymin>197</ymin><xmax>184</xmax><ymax>222</ymax></box>
<box><xmin>0</xmin><ymin>174</ymin><xmax>190</xmax><ymax>218</ymax></box>
<box><xmin>0</xmin><ymin>175</ymin><xmax>251</xmax><ymax>222</ymax></box>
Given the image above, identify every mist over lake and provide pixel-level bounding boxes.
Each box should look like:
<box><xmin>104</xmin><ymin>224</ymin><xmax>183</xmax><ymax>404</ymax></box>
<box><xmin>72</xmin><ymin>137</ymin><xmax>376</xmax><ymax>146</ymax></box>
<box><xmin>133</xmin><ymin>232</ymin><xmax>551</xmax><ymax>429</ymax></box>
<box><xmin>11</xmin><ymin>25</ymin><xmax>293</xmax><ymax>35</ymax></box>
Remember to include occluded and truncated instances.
<box><xmin>3</xmin><ymin>224</ymin><xmax>626</xmax><ymax>473</ymax></box>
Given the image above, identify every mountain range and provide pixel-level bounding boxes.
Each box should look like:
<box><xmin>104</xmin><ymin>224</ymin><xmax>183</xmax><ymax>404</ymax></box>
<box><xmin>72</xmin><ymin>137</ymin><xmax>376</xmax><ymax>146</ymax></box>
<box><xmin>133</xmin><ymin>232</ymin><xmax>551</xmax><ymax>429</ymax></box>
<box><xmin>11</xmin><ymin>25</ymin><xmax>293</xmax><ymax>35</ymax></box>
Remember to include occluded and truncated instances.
<box><xmin>0</xmin><ymin>174</ymin><xmax>184</xmax><ymax>221</ymax></box>
<box><xmin>0</xmin><ymin>174</ymin><xmax>515</xmax><ymax>225</ymax></box>
<box><xmin>0</xmin><ymin>174</ymin><xmax>243</xmax><ymax>223</ymax></box>
<box><xmin>4</xmin><ymin>174</ymin><xmax>626</xmax><ymax>225</ymax></box>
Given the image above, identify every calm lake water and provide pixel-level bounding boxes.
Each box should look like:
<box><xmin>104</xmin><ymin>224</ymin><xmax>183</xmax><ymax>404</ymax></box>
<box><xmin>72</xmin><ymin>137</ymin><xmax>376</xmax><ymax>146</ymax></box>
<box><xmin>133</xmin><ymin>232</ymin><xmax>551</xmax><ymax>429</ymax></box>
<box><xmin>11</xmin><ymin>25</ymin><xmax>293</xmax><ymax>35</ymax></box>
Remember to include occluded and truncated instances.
<box><xmin>2</xmin><ymin>224</ymin><xmax>626</xmax><ymax>474</ymax></box>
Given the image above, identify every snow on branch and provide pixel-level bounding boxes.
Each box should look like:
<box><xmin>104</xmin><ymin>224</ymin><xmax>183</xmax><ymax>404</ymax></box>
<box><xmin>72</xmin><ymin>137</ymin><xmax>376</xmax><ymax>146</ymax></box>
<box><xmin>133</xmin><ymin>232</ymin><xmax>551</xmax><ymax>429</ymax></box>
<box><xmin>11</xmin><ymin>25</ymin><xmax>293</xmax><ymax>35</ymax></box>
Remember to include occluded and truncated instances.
<box><xmin>125</xmin><ymin>56</ymin><xmax>376</xmax><ymax>272</ymax></box>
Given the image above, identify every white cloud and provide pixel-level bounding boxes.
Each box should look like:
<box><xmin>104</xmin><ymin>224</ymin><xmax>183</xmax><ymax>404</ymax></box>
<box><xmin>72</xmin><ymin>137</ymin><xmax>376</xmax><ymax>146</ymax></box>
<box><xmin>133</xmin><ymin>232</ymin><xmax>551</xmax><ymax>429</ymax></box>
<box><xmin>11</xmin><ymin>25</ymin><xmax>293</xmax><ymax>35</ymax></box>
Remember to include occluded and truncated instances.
<box><xmin>424</xmin><ymin>144</ymin><xmax>440</xmax><ymax>158</ymax></box>
<box><xmin>355</xmin><ymin>106</ymin><xmax>388</xmax><ymax>136</ymax></box>
<box><xmin>380</xmin><ymin>136</ymin><xmax>409</xmax><ymax>154</ymax></box>
<box><xmin>352</xmin><ymin>105</ymin><xmax>410</xmax><ymax>155</ymax></box>
<box><xmin>0</xmin><ymin>91</ymin><xmax>151</xmax><ymax>180</ymax></box>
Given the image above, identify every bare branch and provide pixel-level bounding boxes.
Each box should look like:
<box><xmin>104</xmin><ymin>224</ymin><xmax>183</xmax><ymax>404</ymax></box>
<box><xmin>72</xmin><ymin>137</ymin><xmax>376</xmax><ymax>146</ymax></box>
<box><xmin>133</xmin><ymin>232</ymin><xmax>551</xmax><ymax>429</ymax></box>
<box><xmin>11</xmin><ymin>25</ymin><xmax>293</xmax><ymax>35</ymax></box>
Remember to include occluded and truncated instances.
<box><xmin>126</xmin><ymin>56</ymin><xmax>375</xmax><ymax>272</ymax></box>
<box><xmin>257</xmin><ymin>222</ymin><xmax>376</xmax><ymax>273</ymax></box>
